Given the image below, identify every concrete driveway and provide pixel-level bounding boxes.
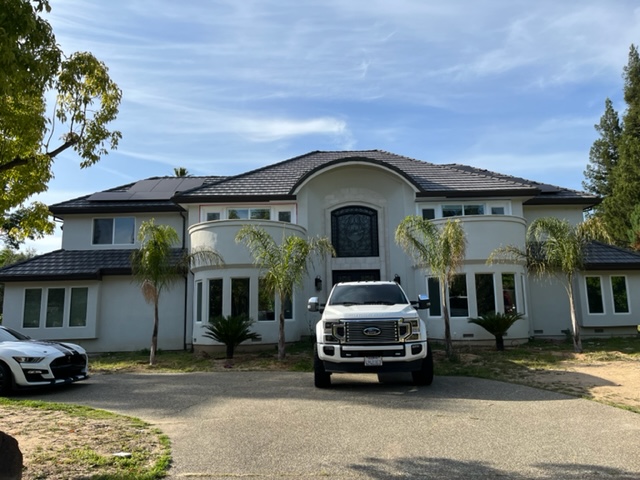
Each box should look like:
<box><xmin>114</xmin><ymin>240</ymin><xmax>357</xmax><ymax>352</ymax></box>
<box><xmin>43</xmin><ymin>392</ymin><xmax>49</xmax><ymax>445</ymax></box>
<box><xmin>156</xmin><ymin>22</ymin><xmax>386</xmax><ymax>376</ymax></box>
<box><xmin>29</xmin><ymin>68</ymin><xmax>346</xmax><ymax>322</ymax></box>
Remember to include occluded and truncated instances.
<box><xmin>32</xmin><ymin>372</ymin><xmax>640</xmax><ymax>479</ymax></box>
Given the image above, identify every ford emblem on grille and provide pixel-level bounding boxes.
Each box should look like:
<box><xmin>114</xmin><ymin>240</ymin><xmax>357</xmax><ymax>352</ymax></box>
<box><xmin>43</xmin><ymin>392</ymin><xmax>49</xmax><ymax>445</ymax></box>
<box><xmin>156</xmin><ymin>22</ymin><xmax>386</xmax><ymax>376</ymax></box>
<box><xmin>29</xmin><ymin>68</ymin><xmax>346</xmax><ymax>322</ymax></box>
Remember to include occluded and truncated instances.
<box><xmin>363</xmin><ymin>327</ymin><xmax>382</xmax><ymax>336</ymax></box>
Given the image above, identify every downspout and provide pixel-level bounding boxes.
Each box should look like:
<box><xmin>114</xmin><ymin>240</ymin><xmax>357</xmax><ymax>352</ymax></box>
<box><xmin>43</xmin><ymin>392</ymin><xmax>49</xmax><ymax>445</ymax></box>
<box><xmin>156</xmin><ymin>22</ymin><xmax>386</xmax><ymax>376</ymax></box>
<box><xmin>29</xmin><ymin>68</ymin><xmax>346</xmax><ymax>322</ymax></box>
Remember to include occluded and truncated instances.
<box><xmin>180</xmin><ymin>210</ymin><xmax>189</xmax><ymax>351</ymax></box>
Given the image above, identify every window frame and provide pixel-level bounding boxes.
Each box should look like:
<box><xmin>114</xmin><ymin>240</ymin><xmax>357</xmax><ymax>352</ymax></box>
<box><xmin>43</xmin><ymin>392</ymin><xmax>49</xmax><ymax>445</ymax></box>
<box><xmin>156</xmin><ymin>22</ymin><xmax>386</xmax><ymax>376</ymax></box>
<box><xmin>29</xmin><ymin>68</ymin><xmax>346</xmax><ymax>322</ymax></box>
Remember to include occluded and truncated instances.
<box><xmin>92</xmin><ymin>217</ymin><xmax>135</xmax><ymax>245</ymax></box>
<box><xmin>610</xmin><ymin>275</ymin><xmax>630</xmax><ymax>314</ymax></box>
<box><xmin>23</xmin><ymin>286</ymin><xmax>90</xmax><ymax>330</ymax></box>
<box><xmin>585</xmin><ymin>276</ymin><xmax>605</xmax><ymax>315</ymax></box>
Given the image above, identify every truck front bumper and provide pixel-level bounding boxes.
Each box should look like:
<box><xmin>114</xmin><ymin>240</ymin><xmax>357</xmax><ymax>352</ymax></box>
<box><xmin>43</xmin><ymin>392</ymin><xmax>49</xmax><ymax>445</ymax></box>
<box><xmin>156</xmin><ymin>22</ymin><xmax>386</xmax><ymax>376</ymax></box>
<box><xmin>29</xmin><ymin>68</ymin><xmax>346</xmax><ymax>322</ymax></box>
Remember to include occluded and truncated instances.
<box><xmin>318</xmin><ymin>341</ymin><xmax>428</xmax><ymax>373</ymax></box>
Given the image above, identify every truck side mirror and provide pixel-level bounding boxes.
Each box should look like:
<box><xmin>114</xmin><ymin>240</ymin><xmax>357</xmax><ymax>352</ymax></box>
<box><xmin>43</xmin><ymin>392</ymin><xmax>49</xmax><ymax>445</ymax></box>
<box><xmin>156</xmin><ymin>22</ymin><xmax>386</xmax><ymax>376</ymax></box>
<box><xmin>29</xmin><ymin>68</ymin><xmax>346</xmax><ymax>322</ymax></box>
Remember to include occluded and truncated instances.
<box><xmin>417</xmin><ymin>294</ymin><xmax>431</xmax><ymax>310</ymax></box>
<box><xmin>308</xmin><ymin>297</ymin><xmax>320</xmax><ymax>312</ymax></box>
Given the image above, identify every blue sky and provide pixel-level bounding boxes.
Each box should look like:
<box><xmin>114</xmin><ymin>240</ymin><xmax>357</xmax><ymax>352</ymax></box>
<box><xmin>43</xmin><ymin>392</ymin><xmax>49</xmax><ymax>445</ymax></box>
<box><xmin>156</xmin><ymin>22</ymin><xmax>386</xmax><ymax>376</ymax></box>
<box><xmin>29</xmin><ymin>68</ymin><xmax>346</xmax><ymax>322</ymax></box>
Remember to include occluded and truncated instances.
<box><xmin>27</xmin><ymin>1</ymin><xmax>640</xmax><ymax>252</ymax></box>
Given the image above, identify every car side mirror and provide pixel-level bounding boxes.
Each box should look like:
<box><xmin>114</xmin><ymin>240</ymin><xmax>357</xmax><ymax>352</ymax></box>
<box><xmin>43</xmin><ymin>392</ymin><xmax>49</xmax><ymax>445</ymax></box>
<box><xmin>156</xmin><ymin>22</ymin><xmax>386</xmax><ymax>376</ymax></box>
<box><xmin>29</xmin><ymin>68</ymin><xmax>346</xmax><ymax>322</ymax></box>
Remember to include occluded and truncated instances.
<box><xmin>417</xmin><ymin>294</ymin><xmax>431</xmax><ymax>310</ymax></box>
<box><xmin>308</xmin><ymin>297</ymin><xmax>320</xmax><ymax>313</ymax></box>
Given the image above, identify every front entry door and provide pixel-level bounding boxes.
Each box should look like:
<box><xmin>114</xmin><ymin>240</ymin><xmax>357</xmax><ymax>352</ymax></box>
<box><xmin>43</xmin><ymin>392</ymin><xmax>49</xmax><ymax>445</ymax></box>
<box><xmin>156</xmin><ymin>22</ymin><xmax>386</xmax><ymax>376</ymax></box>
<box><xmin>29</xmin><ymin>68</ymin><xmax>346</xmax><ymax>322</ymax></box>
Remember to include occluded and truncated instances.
<box><xmin>332</xmin><ymin>270</ymin><xmax>380</xmax><ymax>286</ymax></box>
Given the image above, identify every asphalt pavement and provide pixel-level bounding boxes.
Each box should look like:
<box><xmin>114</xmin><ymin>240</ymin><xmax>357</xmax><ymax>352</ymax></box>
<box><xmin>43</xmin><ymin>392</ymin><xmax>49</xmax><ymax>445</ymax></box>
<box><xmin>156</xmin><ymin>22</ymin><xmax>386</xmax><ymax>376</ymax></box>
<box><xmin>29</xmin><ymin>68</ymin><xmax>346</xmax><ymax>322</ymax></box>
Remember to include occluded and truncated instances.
<box><xmin>28</xmin><ymin>372</ymin><xmax>640</xmax><ymax>479</ymax></box>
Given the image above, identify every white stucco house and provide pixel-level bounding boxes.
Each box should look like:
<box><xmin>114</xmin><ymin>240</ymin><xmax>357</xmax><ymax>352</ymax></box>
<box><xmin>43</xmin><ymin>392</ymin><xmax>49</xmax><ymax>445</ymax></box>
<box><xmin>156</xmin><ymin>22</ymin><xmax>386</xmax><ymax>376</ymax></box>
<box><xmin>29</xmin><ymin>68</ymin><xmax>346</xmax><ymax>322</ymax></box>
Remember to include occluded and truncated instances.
<box><xmin>1</xmin><ymin>150</ymin><xmax>639</xmax><ymax>353</ymax></box>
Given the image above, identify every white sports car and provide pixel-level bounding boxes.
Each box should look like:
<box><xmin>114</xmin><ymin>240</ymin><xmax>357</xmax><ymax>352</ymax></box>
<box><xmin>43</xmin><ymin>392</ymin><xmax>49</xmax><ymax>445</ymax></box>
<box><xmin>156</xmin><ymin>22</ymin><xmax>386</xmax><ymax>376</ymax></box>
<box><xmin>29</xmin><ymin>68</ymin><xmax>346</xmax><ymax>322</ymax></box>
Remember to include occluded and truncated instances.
<box><xmin>0</xmin><ymin>326</ymin><xmax>89</xmax><ymax>395</ymax></box>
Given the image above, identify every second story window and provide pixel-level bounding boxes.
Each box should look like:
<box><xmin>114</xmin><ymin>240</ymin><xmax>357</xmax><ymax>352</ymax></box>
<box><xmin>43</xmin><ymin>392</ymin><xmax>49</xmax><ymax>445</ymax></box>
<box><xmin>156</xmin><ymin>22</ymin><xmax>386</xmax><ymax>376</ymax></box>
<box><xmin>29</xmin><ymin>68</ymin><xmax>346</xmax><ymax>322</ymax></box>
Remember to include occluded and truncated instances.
<box><xmin>92</xmin><ymin>217</ymin><xmax>135</xmax><ymax>245</ymax></box>
<box><xmin>228</xmin><ymin>208</ymin><xmax>271</xmax><ymax>220</ymax></box>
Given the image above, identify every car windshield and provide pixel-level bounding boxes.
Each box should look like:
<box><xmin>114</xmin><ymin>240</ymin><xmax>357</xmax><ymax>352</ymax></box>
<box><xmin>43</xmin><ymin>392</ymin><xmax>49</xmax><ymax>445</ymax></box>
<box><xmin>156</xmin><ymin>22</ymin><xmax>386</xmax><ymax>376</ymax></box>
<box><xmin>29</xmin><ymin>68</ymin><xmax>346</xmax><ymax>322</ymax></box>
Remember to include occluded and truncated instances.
<box><xmin>0</xmin><ymin>327</ymin><xmax>30</xmax><ymax>342</ymax></box>
<box><xmin>329</xmin><ymin>284</ymin><xmax>408</xmax><ymax>306</ymax></box>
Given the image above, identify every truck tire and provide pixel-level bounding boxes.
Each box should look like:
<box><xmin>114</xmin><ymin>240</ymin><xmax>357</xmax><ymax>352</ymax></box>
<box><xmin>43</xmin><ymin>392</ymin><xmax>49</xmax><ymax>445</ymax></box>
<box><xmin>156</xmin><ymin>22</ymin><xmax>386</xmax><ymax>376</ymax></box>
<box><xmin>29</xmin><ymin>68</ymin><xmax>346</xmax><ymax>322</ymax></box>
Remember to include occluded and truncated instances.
<box><xmin>314</xmin><ymin>347</ymin><xmax>331</xmax><ymax>388</ymax></box>
<box><xmin>412</xmin><ymin>344</ymin><xmax>434</xmax><ymax>386</ymax></box>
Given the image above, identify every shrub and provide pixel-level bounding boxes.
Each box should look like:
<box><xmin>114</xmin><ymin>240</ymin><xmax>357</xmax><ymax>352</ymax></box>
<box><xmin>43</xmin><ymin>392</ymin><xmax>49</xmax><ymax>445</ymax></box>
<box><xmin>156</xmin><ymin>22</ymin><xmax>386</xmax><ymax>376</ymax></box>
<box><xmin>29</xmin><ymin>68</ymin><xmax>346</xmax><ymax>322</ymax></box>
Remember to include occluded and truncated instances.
<box><xmin>203</xmin><ymin>315</ymin><xmax>259</xmax><ymax>359</ymax></box>
<box><xmin>468</xmin><ymin>311</ymin><xmax>524</xmax><ymax>351</ymax></box>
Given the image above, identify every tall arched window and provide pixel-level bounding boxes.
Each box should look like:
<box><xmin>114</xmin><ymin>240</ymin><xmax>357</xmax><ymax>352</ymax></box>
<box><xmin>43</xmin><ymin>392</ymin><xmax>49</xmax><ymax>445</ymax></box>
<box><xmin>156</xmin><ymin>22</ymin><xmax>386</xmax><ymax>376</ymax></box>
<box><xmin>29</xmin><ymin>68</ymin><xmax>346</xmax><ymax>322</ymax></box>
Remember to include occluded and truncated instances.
<box><xmin>331</xmin><ymin>206</ymin><xmax>379</xmax><ymax>257</ymax></box>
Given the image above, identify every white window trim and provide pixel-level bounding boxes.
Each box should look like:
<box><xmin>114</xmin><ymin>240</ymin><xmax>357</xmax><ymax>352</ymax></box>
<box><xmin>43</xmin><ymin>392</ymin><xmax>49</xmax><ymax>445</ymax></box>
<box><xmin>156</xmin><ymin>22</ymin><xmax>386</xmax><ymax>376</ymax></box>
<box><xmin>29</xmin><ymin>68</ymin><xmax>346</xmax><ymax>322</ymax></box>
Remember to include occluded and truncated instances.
<box><xmin>610</xmin><ymin>275</ymin><xmax>631</xmax><ymax>315</ymax></box>
<box><xmin>585</xmin><ymin>275</ymin><xmax>606</xmax><ymax>315</ymax></box>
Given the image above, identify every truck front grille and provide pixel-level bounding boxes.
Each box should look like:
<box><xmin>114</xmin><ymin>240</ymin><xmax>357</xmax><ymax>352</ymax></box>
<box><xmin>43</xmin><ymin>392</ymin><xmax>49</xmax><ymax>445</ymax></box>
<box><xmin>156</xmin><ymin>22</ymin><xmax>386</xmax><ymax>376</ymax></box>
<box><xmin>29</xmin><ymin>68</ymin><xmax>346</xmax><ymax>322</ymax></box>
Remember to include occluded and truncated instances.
<box><xmin>342</xmin><ymin>320</ymin><xmax>403</xmax><ymax>343</ymax></box>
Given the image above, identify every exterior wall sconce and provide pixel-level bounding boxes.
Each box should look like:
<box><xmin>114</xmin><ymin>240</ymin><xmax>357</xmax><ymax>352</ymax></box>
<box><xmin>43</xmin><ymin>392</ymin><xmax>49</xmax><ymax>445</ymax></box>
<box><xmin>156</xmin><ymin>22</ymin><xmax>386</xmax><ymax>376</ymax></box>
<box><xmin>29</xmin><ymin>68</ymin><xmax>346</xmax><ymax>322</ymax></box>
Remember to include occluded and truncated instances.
<box><xmin>393</xmin><ymin>274</ymin><xmax>401</xmax><ymax>285</ymax></box>
<box><xmin>315</xmin><ymin>275</ymin><xmax>323</xmax><ymax>291</ymax></box>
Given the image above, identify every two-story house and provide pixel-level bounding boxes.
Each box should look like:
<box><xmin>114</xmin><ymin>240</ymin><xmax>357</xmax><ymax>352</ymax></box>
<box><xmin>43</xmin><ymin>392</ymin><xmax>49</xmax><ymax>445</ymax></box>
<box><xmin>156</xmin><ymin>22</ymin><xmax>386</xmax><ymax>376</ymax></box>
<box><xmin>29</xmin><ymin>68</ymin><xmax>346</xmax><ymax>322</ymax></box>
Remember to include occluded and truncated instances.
<box><xmin>1</xmin><ymin>150</ymin><xmax>639</xmax><ymax>353</ymax></box>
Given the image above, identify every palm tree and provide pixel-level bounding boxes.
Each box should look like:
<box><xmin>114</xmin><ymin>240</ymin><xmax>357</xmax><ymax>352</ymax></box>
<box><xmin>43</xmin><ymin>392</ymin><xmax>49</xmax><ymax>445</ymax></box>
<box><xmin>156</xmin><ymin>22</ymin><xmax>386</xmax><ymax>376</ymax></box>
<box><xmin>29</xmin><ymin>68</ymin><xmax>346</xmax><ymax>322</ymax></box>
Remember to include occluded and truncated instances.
<box><xmin>131</xmin><ymin>219</ymin><xmax>222</xmax><ymax>365</ymax></box>
<box><xmin>173</xmin><ymin>167</ymin><xmax>190</xmax><ymax>177</ymax></box>
<box><xmin>468</xmin><ymin>311</ymin><xmax>524</xmax><ymax>351</ymax></box>
<box><xmin>395</xmin><ymin>216</ymin><xmax>466</xmax><ymax>359</ymax></box>
<box><xmin>488</xmin><ymin>216</ymin><xmax>610</xmax><ymax>353</ymax></box>
<box><xmin>236</xmin><ymin>225</ymin><xmax>335</xmax><ymax>360</ymax></box>
<box><xmin>203</xmin><ymin>314</ymin><xmax>259</xmax><ymax>362</ymax></box>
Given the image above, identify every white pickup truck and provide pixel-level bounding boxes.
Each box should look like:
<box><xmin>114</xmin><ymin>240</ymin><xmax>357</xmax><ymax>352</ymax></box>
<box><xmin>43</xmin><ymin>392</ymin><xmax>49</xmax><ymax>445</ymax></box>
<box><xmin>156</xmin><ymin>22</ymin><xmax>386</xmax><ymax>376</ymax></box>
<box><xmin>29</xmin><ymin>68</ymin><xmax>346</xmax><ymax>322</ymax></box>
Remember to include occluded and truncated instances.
<box><xmin>308</xmin><ymin>281</ymin><xmax>433</xmax><ymax>388</ymax></box>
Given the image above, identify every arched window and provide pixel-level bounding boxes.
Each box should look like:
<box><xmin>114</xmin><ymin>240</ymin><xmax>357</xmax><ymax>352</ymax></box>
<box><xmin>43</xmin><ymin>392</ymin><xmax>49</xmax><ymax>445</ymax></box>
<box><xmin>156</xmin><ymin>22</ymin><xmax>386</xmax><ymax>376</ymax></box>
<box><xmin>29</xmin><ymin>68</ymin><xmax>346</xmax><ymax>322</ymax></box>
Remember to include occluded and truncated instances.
<box><xmin>331</xmin><ymin>206</ymin><xmax>379</xmax><ymax>257</ymax></box>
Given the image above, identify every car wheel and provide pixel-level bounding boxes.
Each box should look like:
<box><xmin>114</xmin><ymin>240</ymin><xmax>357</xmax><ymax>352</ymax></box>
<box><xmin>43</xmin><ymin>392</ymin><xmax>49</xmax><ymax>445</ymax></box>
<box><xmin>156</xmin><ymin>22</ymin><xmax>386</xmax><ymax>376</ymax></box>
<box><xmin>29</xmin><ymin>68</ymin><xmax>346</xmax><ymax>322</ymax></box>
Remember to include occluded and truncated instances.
<box><xmin>412</xmin><ymin>343</ymin><xmax>434</xmax><ymax>386</ymax></box>
<box><xmin>314</xmin><ymin>347</ymin><xmax>331</xmax><ymax>388</ymax></box>
<box><xmin>0</xmin><ymin>362</ymin><xmax>13</xmax><ymax>396</ymax></box>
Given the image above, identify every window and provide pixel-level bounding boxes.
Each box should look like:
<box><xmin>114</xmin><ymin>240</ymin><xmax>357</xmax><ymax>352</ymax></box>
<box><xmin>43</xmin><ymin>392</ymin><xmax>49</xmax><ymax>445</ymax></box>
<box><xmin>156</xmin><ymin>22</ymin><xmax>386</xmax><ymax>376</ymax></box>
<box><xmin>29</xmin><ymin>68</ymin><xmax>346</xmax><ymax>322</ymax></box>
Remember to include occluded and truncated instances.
<box><xmin>449</xmin><ymin>274</ymin><xmax>468</xmax><ymax>317</ymax></box>
<box><xmin>209</xmin><ymin>279</ymin><xmax>223</xmax><ymax>320</ymax></box>
<box><xmin>442</xmin><ymin>204</ymin><xmax>485</xmax><ymax>217</ymax></box>
<box><xmin>422</xmin><ymin>208</ymin><xmax>435</xmax><ymax>220</ymax></box>
<box><xmin>231</xmin><ymin>278</ymin><xmax>250</xmax><ymax>317</ymax></box>
<box><xmin>278</xmin><ymin>211</ymin><xmax>292</xmax><ymax>223</ymax></box>
<box><xmin>23</xmin><ymin>287</ymin><xmax>89</xmax><ymax>329</ymax></box>
<box><xmin>206</xmin><ymin>212</ymin><xmax>220</xmax><ymax>221</ymax></box>
<box><xmin>464</xmin><ymin>205</ymin><xmax>484</xmax><ymax>215</ymax></box>
<box><xmin>92</xmin><ymin>217</ymin><xmax>135</xmax><ymax>245</ymax></box>
<box><xmin>585</xmin><ymin>276</ymin><xmax>604</xmax><ymax>314</ymax></box>
<box><xmin>258</xmin><ymin>278</ymin><xmax>275</xmax><ymax>321</ymax></box>
<box><xmin>491</xmin><ymin>207</ymin><xmax>505</xmax><ymax>215</ymax></box>
<box><xmin>228</xmin><ymin>208</ymin><xmax>271</xmax><ymax>220</ymax></box>
<box><xmin>611</xmin><ymin>276</ymin><xmax>629</xmax><ymax>313</ymax></box>
<box><xmin>46</xmin><ymin>288</ymin><xmax>65</xmax><ymax>328</ymax></box>
<box><xmin>501</xmin><ymin>274</ymin><xmax>517</xmax><ymax>313</ymax></box>
<box><xmin>23</xmin><ymin>289</ymin><xmax>42</xmax><ymax>328</ymax></box>
<box><xmin>331</xmin><ymin>206</ymin><xmax>379</xmax><ymax>257</ymax></box>
<box><xmin>283</xmin><ymin>292</ymin><xmax>293</xmax><ymax>320</ymax></box>
<box><xmin>475</xmin><ymin>274</ymin><xmax>495</xmax><ymax>316</ymax></box>
<box><xmin>69</xmin><ymin>288</ymin><xmax>88</xmax><ymax>327</ymax></box>
<box><xmin>195</xmin><ymin>281</ymin><xmax>203</xmax><ymax>323</ymax></box>
<box><xmin>427</xmin><ymin>277</ymin><xmax>441</xmax><ymax>316</ymax></box>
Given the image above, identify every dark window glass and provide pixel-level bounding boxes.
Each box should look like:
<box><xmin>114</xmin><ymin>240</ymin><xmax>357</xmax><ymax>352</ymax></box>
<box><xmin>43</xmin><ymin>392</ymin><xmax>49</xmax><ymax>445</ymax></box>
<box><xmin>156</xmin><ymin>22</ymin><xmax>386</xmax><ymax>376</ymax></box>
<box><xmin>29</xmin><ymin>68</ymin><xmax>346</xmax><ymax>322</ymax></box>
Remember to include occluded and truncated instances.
<box><xmin>475</xmin><ymin>274</ymin><xmax>495</xmax><ymax>316</ymax></box>
<box><xmin>278</xmin><ymin>211</ymin><xmax>292</xmax><ymax>223</ymax></box>
<box><xmin>196</xmin><ymin>282</ymin><xmax>203</xmax><ymax>322</ymax></box>
<box><xmin>449</xmin><ymin>274</ymin><xmax>468</xmax><ymax>317</ymax></box>
<box><xmin>422</xmin><ymin>208</ymin><xmax>435</xmax><ymax>220</ymax></box>
<box><xmin>428</xmin><ymin>277</ymin><xmax>441</xmax><ymax>316</ymax></box>
<box><xmin>611</xmin><ymin>276</ymin><xmax>629</xmax><ymax>313</ymax></box>
<box><xmin>208</xmin><ymin>279</ymin><xmax>223</xmax><ymax>320</ymax></box>
<box><xmin>491</xmin><ymin>207</ymin><xmax>505</xmax><ymax>215</ymax></box>
<box><xmin>69</xmin><ymin>288</ymin><xmax>88</xmax><ymax>327</ymax></box>
<box><xmin>228</xmin><ymin>209</ymin><xmax>248</xmax><ymax>220</ymax></box>
<box><xmin>93</xmin><ymin>218</ymin><xmax>113</xmax><ymax>244</ymax></box>
<box><xmin>442</xmin><ymin>205</ymin><xmax>463</xmax><ymax>217</ymax></box>
<box><xmin>23</xmin><ymin>289</ymin><xmax>42</xmax><ymax>328</ymax></box>
<box><xmin>331</xmin><ymin>206</ymin><xmax>379</xmax><ymax>257</ymax></box>
<box><xmin>585</xmin><ymin>277</ymin><xmax>604</xmax><ymax>314</ymax></box>
<box><xmin>502</xmin><ymin>273</ymin><xmax>517</xmax><ymax>313</ymax></box>
<box><xmin>251</xmin><ymin>209</ymin><xmax>270</xmax><ymax>220</ymax></box>
<box><xmin>206</xmin><ymin>212</ymin><xmax>220</xmax><ymax>221</ymax></box>
<box><xmin>46</xmin><ymin>288</ymin><xmax>65</xmax><ymax>328</ymax></box>
<box><xmin>283</xmin><ymin>292</ymin><xmax>293</xmax><ymax>320</ymax></box>
<box><xmin>114</xmin><ymin>217</ymin><xmax>135</xmax><ymax>244</ymax></box>
<box><xmin>231</xmin><ymin>278</ymin><xmax>250</xmax><ymax>317</ymax></box>
<box><xmin>464</xmin><ymin>205</ymin><xmax>484</xmax><ymax>215</ymax></box>
<box><xmin>258</xmin><ymin>278</ymin><xmax>275</xmax><ymax>321</ymax></box>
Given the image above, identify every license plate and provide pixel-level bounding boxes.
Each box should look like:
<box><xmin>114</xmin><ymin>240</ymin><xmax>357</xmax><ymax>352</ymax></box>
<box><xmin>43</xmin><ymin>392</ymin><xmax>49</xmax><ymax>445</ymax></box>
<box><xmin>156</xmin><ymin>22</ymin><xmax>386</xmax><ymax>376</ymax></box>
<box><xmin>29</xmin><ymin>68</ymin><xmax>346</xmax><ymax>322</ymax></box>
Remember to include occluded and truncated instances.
<box><xmin>364</xmin><ymin>356</ymin><xmax>383</xmax><ymax>366</ymax></box>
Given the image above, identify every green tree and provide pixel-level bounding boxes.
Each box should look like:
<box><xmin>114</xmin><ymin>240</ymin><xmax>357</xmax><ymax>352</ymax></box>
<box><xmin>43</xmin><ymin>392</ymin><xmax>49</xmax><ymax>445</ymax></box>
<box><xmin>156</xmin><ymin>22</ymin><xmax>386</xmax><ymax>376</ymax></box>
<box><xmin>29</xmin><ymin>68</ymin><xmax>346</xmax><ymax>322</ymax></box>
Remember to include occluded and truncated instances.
<box><xmin>0</xmin><ymin>247</ymin><xmax>37</xmax><ymax>321</ymax></box>
<box><xmin>1</xmin><ymin>0</ymin><xmax>122</xmax><ymax>248</ymax></box>
<box><xmin>173</xmin><ymin>167</ymin><xmax>190</xmax><ymax>177</ymax></box>
<box><xmin>468</xmin><ymin>311</ymin><xmax>524</xmax><ymax>351</ymax></box>
<box><xmin>235</xmin><ymin>225</ymin><xmax>335</xmax><ymax>361</ymax></box>
<box><xmin>583</xmin><ymin>98</ymin><xmax>621</xmax><ymax>201</ymax></box>
<box><xmin>131</xmin><ymin>220</ymin><xmax>222</xmax><ymax>365</ymax></box>
<box><xmin>203</xmin><ymin>314</ymin><xmax>259</xmax><ymax>362</ymax></box>
<box><xmin>395</xmin><ymin>216</ymin><xmax>467</xmax><ymax>359</ymax></box>
<box><xmin>488</xmin><ymin>217</ymin><xmax>610</xmax><ymax>353</ymax></box>
<box><xmin>600</xmin><ymin>45</ymin><xmax>640</xmax><ymax>246</ymax></box>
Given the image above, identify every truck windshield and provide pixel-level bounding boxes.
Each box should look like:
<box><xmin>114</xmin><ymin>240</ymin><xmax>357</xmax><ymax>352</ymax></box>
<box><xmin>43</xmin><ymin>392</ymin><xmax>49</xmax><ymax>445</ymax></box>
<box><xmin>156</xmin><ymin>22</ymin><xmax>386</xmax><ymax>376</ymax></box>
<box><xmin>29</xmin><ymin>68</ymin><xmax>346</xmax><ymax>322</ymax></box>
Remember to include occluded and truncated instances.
<box><xmin>329</xmin><ymin>284</ymin><xmax>408</xmax><ymax>306</ymax></box>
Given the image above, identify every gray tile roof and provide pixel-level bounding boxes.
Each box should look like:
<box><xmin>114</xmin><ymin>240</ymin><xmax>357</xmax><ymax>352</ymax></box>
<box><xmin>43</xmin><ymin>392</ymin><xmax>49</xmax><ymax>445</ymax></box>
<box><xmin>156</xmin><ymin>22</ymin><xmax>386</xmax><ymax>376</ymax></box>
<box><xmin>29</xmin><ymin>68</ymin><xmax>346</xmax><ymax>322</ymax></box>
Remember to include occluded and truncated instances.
<box><xmin>0</xmin><ymin>249</ymin><xmax>186</xmax><ymax>281</ymax></box>
<box><xmin>584</xmin><ymin>242</ymin><xmax>640</xmax><ymax>270</ymax></box>
<box><xmin>50</xmin><ymin>176</ymin><xmax>225</xmax><ymax>215</ymax></box>
<box><xmin>172</xmin><ymin>150</ymin><xmax>597</xmax><ymax>205</ymax></box>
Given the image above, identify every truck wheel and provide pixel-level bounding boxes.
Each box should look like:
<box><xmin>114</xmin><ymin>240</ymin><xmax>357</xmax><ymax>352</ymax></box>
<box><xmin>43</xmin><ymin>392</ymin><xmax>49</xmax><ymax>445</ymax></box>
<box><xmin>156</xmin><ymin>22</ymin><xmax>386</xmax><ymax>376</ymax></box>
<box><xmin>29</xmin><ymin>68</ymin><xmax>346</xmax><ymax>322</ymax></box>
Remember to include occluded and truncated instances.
<box><xmin>412</xmin><ymin>344</ymin><xmax>434</xmax><ymax>386</ymax></box>
<box><xmin>0</xmin><ymin>363</ymin><xmax>13</xmax><ymax>396</ymax></box>
<box><xmin>314</xmin><ymin>347</ymin><xmax>331</xmax><ymax>388</ymax></box>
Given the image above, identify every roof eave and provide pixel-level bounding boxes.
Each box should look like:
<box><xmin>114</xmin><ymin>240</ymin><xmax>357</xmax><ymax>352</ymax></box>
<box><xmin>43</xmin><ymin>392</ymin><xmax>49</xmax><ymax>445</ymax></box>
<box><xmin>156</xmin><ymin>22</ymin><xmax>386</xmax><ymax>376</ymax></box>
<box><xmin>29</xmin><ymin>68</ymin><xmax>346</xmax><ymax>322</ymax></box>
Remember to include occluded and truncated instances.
<box><xmin>416</xmin><ymin>188</ymin><xmax>540</xmax><ymax>199</ymax></box>
<box><xmin>172</xmin><ymin>194</ymin><xmax>297</xmax><ymax>203</ymax></box>
<box><xmin>49</xmin><ymin>204</ymin><xmax>185</xmax><ymax>215</ymax></box>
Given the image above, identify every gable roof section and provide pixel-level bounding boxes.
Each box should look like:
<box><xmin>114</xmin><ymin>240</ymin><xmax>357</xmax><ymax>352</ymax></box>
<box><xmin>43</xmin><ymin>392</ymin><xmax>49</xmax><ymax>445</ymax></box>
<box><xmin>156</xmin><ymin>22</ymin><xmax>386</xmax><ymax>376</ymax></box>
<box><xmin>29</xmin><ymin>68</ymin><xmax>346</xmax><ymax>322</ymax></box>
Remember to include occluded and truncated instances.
<box><xmin>172</xmin><ymin>150</ymin><xmax>596</xmax><ymax>205</ymax></box>
<box><xmin>49</xmin><ymin>176</ymin><xmax>225</xmax><ymax>215</ymax></box>
<box><xmin>584</xmin><ymin>242</ymin><xmax>640</xmax><ymax>270</ymax></box>
<box><xmin>0</xmin><ymin>249</ymin><xmax>185</xmax><ymax>282</ymax></box>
